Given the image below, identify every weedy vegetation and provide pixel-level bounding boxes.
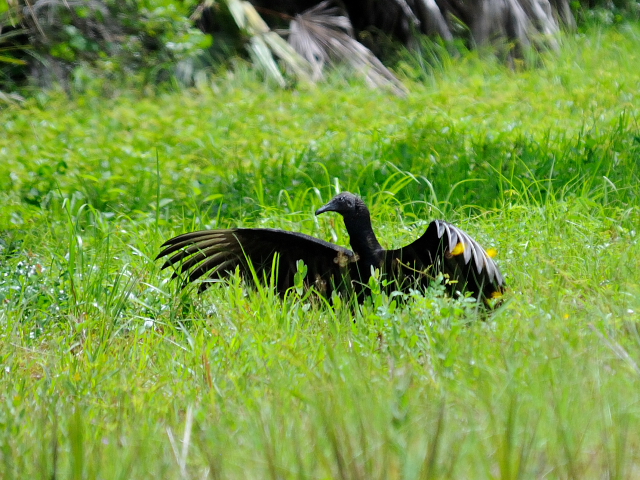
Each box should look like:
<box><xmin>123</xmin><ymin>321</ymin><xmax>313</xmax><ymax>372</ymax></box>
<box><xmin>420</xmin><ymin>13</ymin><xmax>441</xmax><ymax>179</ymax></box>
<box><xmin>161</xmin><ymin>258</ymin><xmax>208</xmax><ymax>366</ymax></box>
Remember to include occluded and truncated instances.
<box><xmin>1</xmin><ymin>24</ymin><xmax>640</xmax><ymax>479</ymax></box>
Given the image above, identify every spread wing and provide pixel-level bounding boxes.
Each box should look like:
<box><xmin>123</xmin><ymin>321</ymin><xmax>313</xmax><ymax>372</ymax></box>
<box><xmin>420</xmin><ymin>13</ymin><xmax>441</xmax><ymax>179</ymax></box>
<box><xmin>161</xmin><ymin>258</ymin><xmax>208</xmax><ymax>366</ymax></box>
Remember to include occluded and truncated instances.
<box><xmin>156</xmin><ymin>228</ymin><xmax>356</xmax><ymax>297</ymax></box>
<box><xmin>384</xmin><ymin>220</ymin><xmax>505</xmax><ymax>302</ymax></box>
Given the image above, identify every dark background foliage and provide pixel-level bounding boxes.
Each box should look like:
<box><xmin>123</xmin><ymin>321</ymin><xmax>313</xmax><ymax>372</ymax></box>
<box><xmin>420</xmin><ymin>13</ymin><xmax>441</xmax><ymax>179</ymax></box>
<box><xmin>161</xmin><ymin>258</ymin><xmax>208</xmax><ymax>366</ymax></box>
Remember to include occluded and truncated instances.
<box><xmin>1</xmin><ymin>0</ymin><xmax>638</xmax><ymax>94</ymax></box>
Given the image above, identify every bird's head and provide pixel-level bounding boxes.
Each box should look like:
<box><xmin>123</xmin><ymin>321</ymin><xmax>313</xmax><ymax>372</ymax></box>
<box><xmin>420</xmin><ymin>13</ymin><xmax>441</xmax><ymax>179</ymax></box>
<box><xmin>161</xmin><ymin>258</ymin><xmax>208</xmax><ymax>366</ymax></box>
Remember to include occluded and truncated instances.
<box><xmin>315</xmin><ymin>192</ymin><xmax>365</xmax><ymax>218</ymax></box>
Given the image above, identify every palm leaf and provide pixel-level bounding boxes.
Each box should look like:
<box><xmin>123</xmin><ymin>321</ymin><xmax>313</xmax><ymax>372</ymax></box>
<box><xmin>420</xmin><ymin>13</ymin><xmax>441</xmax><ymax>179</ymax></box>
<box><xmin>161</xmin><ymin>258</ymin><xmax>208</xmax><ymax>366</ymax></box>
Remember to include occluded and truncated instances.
<box><xmin>224</xmin><ymin>0</ymin><xmax>313</xmax><ymax>85</ymax></box>
<box><xmin>287</xmin><ymin>1</ymin><xmax>407</xmax><ymax>96</ymax></box>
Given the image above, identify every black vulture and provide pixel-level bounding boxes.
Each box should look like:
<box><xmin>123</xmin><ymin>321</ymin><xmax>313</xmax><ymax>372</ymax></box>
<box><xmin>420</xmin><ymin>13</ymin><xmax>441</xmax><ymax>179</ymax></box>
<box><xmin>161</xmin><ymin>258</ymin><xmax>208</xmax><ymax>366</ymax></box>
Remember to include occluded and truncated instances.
<box><xmin>156</xmin><ymin>192</ymin><xmax>505</xmax><ymax>304</ymax></box>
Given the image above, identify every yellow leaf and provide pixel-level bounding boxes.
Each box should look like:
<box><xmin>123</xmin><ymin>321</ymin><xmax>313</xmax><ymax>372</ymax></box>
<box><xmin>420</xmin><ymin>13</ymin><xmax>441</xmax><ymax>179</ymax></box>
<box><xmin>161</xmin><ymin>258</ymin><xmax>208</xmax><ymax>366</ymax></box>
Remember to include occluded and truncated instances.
<box><xmin>451</xmin><ymin>242</ymin><xmax>465</xmax><ymax>256</ymax></box>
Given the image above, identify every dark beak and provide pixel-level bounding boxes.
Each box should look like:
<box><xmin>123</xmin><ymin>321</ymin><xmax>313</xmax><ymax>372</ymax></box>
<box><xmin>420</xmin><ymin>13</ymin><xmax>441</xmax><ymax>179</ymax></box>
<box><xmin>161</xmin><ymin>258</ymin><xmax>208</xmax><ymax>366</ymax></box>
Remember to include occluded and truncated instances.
<box><xmin>315</xmin><ymin>200</ymin><xmax>337</xmax><ymax>216</ymax></box>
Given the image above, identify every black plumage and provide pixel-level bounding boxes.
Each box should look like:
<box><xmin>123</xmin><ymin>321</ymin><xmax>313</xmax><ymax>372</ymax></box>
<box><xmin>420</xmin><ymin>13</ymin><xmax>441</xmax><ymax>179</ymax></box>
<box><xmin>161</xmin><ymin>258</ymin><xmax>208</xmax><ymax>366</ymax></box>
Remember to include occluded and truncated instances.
<box><xmin>156</xmin><ymin>192</ymin><xmax>505</xmax><ymax>304</ymax></box>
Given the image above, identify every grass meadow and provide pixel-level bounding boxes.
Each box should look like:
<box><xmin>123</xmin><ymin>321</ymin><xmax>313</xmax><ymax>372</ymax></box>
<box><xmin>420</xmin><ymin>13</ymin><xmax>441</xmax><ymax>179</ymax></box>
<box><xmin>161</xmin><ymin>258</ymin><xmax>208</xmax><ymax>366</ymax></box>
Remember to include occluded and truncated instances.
<box><xmin>1</xmin><ymin>24</ymin><xmax>640</xmax><ymax>479</ymax></box>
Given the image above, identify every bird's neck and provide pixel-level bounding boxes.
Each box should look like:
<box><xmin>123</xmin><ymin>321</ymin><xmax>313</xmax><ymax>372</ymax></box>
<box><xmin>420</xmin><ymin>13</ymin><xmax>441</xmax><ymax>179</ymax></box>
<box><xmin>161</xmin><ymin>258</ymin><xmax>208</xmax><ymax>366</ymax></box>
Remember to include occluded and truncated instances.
<box><xmin>343</xmin><ymin>214</ymin><xmax>384</xmax><ymax>265</ymax></box>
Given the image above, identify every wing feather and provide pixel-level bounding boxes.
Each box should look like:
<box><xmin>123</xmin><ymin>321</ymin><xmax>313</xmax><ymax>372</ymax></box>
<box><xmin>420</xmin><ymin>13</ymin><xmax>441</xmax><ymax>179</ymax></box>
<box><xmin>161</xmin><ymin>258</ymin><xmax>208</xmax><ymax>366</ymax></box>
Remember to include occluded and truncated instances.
<box><xmin>446</xmin><ymin>224</ymin><xmax>458</xmax><ymax>253</ymax></box>
<box><xmin>385</xmin><ymin>220</ymin><xmax>505</xmax><ymax>302</ymax></box>
<box><xmin>156</xmin><ymin>227</ymin><xmax>356</xmax><ymax>296</ymax></box>
<box><xmin>172</xmin><ymin>251</ymin><xmax>234</xmax><ymax>280</ymax></box>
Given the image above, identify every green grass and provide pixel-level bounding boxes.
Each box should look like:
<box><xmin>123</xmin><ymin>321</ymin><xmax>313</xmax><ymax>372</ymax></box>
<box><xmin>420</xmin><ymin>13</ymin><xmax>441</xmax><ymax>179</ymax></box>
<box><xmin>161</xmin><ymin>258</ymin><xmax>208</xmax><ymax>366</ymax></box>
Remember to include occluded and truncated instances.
<box><xmin>1</xmin><ymin>24</ymin><xmax>640</xmax><ymax>479</ymax></box>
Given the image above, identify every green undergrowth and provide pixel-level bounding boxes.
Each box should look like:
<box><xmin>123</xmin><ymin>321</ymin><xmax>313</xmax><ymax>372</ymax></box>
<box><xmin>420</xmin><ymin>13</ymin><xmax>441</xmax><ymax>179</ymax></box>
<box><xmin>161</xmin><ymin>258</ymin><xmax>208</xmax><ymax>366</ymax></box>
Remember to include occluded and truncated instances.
<box><xmin>2</xmin><ymin>24</ymin><xmax>639</xmax><ymax>222</ymax></box>
<box><xmin>1</xmin><ymin>24</ymin><xmax>640</xmax><ymax>479</ymax></box>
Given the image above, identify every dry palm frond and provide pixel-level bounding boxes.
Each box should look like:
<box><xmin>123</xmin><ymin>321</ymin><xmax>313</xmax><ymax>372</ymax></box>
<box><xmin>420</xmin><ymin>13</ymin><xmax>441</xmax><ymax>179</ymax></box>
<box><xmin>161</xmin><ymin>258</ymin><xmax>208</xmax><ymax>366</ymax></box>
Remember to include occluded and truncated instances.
<box><xmin>412</xmin><ymin>0</ymin><xmax>454</xmax><ymax>40</ymax></box>
<box><xmin>287</xmin><ymin>1</ymin><xmax>407</xmax><ymax>96</ymax></box>
<box><xmin>468</xmin><ymin>0</ymin><xmax>561</xmax><ymax>60</ymax></box>
<box><xmin>0</xmin><ymin>90</ymin><xmax>25</xmax><ymax>104</ymax></box>
<box><xmin>224</xmin><ymin>0</ymin><xmax>313</xmax><ymax>86</ymax></box>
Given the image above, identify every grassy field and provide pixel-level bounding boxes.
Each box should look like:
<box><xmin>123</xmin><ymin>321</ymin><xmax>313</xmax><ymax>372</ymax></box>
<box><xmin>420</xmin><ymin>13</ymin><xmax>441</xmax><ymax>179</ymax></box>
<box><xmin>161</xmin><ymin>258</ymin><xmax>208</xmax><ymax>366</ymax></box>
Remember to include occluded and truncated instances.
<box><xmin>1</xmin><ymin>24</ymin><xmax>640</xmax><ymax>479</ymax></box>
